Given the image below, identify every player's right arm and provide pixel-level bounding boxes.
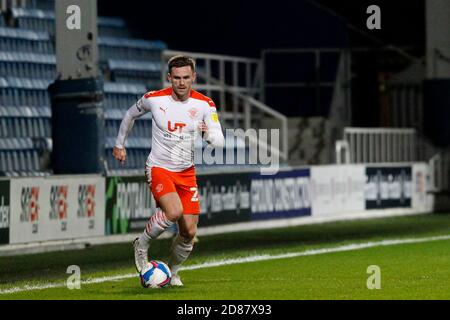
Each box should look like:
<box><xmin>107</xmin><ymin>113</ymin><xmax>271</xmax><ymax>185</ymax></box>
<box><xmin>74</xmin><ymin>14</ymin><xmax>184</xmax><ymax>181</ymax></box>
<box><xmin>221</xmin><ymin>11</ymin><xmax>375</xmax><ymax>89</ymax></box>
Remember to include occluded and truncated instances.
<box><xmin>113</xmin><ymin>96</ymin><xmax>151</xmax><ymax>164</ymax></box>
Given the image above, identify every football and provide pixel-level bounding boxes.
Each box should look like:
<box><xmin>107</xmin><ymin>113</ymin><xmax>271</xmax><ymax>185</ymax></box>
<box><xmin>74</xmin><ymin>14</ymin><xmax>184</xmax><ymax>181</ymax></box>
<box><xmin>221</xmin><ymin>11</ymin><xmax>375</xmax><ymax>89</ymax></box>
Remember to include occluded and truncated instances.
<box><xmin>140</xmin><ymin>260</ymin><xmax>172</xmax><ymax>288</ymax></box>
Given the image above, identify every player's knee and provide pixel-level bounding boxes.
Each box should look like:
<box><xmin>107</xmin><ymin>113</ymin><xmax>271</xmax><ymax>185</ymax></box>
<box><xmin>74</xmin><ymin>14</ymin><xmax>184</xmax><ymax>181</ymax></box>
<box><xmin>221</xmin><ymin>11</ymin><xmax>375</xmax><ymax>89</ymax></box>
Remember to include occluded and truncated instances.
<box><xmin>165</xmin><ymin>206</ymin><xmax>183</xmax><ymax>221</ymax></box>
<box><xmin>179</xmin><ymin>228</ymin><xmax>196</xmax><ymax>242</ymax></box>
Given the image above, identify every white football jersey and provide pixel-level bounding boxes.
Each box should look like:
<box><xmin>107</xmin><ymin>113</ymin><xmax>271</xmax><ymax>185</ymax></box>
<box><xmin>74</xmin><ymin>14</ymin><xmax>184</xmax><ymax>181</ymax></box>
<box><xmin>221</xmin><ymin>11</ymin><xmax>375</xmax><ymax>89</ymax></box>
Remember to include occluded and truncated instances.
<box><xmin>115</xmin><ymin>87</ymin><xmax>224</xmax><ymax>172</ymax></box>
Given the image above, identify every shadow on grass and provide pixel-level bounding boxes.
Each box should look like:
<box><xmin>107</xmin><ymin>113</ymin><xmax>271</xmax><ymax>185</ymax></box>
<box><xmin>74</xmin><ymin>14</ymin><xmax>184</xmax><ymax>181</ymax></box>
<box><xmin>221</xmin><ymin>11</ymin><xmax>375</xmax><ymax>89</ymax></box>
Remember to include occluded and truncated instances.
<box><xmin>1</xmin><ymin>213</ymin><xmax>449</xmax><ymax>285</ymax></box>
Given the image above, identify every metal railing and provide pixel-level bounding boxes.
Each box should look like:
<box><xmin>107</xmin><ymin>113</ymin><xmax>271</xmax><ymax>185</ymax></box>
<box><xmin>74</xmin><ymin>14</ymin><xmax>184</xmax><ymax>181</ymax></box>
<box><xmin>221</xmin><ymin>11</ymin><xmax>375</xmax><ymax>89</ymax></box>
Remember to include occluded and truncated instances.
<box><xmin>336</xmin><ymin>127</ymin><xmax>417</xmax><ymax>164</ymax></box>
<box><xmin>162</xmin><ymin>50</ymin><xmax>262</xmax><ymax>126</ymax></box>
<box><xmin>161</xmin><ymin>49</ymin><xmax>289</xmax><ymax>161</ymax></box>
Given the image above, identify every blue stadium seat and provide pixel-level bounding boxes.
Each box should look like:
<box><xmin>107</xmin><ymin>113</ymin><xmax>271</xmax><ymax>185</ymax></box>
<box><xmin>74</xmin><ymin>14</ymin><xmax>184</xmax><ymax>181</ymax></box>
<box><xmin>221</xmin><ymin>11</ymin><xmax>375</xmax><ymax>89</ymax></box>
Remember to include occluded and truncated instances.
<box><xmin>99</xmin><ymin>37</ymin><xmax>166</xmax><ymax>61</ymax></box>
<box><xmin>104</xmin><ymin>108</ymin><xmax>152</xmax><ymax>139</ymax></box>
<box><xmin>0</xmin><ymin>3</ymin><xmax>167</xmax><ymax>175</ymax></box>
<box><xmin>11</xmin><ymin>7</ymin><xmax>55</xmax><ymax>35</ymax></box>
<box><xmin>0</xmin><ymin>106</ymin><xmax>51</xmax><ymax>138</ymax></box>
<box><xmin>0</xmin><ymin>137</ymin><xmax>40</xmax><ymax>174</ymax></box>
<box><xmin>107</xmin><ymin>59</ymin><xmax>161</xmax><ymax>88</ymax></box>
<box><xmin>10</xmin><ymin>7</ymin><xmax>132</xmax><ymax>38</ymax></box>
<box><xmin>97</xmin><ymin>17</ymin><xmax>131</xmax><ymax>38</ymax></box>
<box><xmin>25</xmin><ymin>0</ymin><xmax>55</xmax><ymax>11</ymax></box>
<box><xmin>0</xmin><ymin>51</ymin><xmax>56</xmax><ymax>79</ymax></box>
<box><xmin>105</xmin><ymin>137</ymin><xmax>150</xmax><ymax>170</ymax></box>
<box><xmin>0</xmin><ymin>27</ymin><xmax>54</xmax><ymax>54</ymax></box>
<box><xmin>103</xmin><ymin>82</ymin><xmax>147</xmax><ymax>110</ymax></box>
<box><xmin>0</xmin><ymin>76</ymin><xmax>51</xmax><ymax>107</ymax></box>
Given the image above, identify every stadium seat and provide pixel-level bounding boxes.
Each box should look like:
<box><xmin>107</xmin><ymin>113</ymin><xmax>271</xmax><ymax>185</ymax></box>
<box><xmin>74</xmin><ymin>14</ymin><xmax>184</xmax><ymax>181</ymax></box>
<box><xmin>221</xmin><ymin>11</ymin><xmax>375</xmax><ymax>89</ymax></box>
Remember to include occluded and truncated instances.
<box><xmin>0</xmin><ymin>3</ymin><xmax>168</xmax><ymax>176</ymax></box>
<box><xmin>97</xmin><ymin>17</ymin><xmax>131</xmax><ymax>38</ymax></box>
<box><xmin>0</xmin><ymin>76</ymin><xmax>51</xmax><ymax>107</ymax></box>
<box><xmin>10</xmin><ymin>7</ymin><xmax>131</xmax><ymax>38</ymax></box>
<box><xmin>103</xmin><ymin>82</ymin><xmax>147</xmax><ymax>110</ymax></box>
<box><xmin>0</xmin><ymin>137</ymin><xmax>40</xmax><ymax>174</ymax></box>
<box><xmin>25</xmin><ymin>0</ymin><xmax>55</xmax><ymax>11</ymax></box>
<box><xmin>107</xmin><ymin>59</ymin><xmax>162</xmax><ymax>88</ymax></box>
<box><xmin>10</xmin><ymin>7</ymin><xmax>55</xmax><ymax>35</ymax></box>
<box><xmin>0</xmin><ymin>51</ymin><xmax>56</xmax><ymax>79</ymax></box>
<box><xmin>0</xmin><ymin>106</ymin><xmax>51</xmax><ymax>138</ymax></box>
<box><xmin>0</xmin><ymin>27</ymin><xmax>54</xmax><ymax>54</ymax></box>
<box><xmin>105</xmin><ymin>108</ymin><xmax>152</xmax><ymax>139</ymax></box>
<box><xmin>99</xmin><ymin>37</ymin><xmax>166</xmax><ymax>61</ymax></box>
<box><xmin>105</xmin><ymin>136</ymin><xmax>151</xmax><ymax>170</ymax></box>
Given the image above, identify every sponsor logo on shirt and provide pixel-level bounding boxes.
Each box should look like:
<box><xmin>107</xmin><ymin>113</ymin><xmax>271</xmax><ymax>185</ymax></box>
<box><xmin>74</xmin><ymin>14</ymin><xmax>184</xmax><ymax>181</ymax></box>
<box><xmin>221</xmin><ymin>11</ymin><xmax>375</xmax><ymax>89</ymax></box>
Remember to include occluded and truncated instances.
<box><xmin>168</xmin><ymin>121</ymin><xmax>186</xmax><ymax>133</ymax></box>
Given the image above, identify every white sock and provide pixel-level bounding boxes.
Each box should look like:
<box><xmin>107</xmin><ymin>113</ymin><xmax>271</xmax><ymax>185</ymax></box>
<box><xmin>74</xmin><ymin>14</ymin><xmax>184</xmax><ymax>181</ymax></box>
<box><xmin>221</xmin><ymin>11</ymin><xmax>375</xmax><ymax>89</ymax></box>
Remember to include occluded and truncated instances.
<box><xmin>138</xmin><ymin>209</ymin><xmax>174</xmax><ymax>250</ymax></box>
<box><xmin>168</xmin><ymin>235</ymin><xmax>194</xmax><ymax>275</ymax></box>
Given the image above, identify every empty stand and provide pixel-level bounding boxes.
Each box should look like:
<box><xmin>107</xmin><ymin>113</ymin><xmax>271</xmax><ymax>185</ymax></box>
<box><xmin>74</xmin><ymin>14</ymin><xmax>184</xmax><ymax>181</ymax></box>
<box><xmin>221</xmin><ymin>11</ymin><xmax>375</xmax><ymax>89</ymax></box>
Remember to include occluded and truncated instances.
<box><xmin>26</xmin><ymin>0</ymin><xmax>55</xmax><ymax>11</ymax></box>
<box><xmin>0</xmin><ymin>26</ymin><xmax>54</xmax><ymax>54</ymax></box>
<box><xmin>105</xmin><ymin>137</ymin><xmax>150</xmax><ymax>171</ymax></box>
<box><xmin>0</xmin><ymin>51</ymin><xmax>56</xmax><ymax>79</ymax></box>
<box><xmin>104</xmin><ymin>108</ymin><xmax>152</xmax><ymax>139</ymax></box>
<box><xmin>103</xmin><ymin>82</ymin><xmax>146</xmax><ymax>109</ymax></box>
<box><xmin>99</xmin><ymin>37</ymin><xmax>166</xmax><ymax>61</ymax></box>
<box><xmin>0</xmin><ymin>137</ymin><xmax>41</xmax><ymax>174</ymax></box>
<box><xmin>0</xmin><ymin>77</ymin><xmax>51</xmax><ymax>107</ymax></box>
<box><xmin>0</xmin><ymin>106</ymin><xmax>51</xmax><ymax>138</ymax></box>
<box><xmin>0</xmin><ymin>2</ymin><xmax>168</xmax><ymax>175</ymax></box>
<box><xmin>10</xmin><ymin>7</ymin><xmax>132</xmax><ymax>37</ymax></box>
<box><xmin>107</xmin><ymin>59</ymin><xmax>161</xmax><ymax>89</ymax></box>
<box><xmin>97</xmin><ymin>16</ymin><xmax>132</xmax><ymax>38</ymax></box>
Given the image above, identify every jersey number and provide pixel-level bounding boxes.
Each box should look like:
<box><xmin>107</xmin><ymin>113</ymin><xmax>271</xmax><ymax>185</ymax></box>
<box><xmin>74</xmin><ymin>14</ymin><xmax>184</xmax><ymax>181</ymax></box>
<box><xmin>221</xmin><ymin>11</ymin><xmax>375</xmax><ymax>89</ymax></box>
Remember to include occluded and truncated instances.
<box><xmin>190</xmin><ymin>187</ymin><xmax>199</xmax><ymax>202</ymax></box>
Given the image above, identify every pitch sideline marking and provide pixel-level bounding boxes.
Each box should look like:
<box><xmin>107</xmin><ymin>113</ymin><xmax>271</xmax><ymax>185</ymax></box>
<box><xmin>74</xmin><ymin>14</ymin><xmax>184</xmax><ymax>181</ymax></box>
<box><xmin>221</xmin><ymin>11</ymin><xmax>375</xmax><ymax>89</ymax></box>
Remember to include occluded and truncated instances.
<box><xmin>1</xmin><ymin>234</ymin><xmax>450</xmax><ymax>295</ymax></box>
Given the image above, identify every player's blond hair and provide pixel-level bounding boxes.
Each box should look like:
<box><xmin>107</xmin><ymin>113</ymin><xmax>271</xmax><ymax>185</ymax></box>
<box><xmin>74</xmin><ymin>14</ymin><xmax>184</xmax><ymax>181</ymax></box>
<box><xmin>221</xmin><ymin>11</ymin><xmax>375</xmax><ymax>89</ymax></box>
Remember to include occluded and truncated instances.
<box><xmin>168</xmin><ymin>55</ymin><xmax>196</xmax><ymax>73</ymax></box>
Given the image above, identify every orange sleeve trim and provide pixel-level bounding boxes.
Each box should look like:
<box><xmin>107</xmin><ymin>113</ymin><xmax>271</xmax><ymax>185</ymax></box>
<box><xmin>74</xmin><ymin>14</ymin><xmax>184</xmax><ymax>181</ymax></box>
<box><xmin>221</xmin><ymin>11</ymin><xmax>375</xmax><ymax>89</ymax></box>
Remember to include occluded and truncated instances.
<box><xmin>144</xmin><ymin>87</ymin><xmax>172</xmax><ymax>99</ymax></box>
<box><xmin>190</xmin><ymin>90</ymin><xmax>216</xmax><ymax>108</ymax></box>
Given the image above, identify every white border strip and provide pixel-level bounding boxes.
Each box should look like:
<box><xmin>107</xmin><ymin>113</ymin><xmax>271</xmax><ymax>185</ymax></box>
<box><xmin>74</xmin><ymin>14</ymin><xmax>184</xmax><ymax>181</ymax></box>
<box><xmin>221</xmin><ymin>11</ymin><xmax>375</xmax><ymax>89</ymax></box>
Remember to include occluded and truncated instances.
<box><xmin>1</xmin><ymin>233</ymin><xmax>449</xmax><ymax>295</ymax></box>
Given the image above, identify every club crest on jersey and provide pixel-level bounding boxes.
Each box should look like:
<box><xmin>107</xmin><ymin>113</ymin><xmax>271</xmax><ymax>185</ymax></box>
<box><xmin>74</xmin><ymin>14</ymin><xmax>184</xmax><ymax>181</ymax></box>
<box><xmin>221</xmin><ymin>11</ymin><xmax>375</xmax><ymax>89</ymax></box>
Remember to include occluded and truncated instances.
<box><xmin>168</xmin><ymin>121</ymin><xmax>186</xmax><ymax>133</ymax></box>
<box><xmin>187</xmin><ymin>108</ymin><xmax>198</xmax><ymax>119</ymax></box>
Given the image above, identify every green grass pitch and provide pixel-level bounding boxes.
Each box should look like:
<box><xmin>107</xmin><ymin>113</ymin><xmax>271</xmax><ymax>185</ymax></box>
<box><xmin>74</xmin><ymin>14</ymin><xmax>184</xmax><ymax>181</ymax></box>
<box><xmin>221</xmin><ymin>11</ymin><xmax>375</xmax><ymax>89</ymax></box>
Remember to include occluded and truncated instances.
<box><xmin>1</xmin><ymin>213</ymin><xmax>450</xmax><ymax>300</ymax></box>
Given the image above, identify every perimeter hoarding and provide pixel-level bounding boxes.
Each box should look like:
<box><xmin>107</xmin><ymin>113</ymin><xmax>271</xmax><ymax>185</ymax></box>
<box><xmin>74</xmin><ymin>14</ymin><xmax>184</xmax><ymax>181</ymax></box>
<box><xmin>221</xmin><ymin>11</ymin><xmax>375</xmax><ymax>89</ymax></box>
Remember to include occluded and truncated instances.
<box><xmin>104</xmin><ymin>163</ymin><xmax>431</xmax><ymax>236</ymax></box>
<box><xmin>198</xmin><ymin>172</ymin><xmax>251</xmax><ymax>227</ymax></box>
<box><xmin>105</xmin><ymin>172</ymin><xmax>251</xmax><ymax>233</ymax></box>
<box><xmin>412</xmin><ymin>163</ymin><xmax>434</xmax><ymax>212</ymax></box>
<box><xmin>0</xmin><ymin>180</ymin><xmax>10</xmax><ymax>245</ymax></box>
<box><xmin>9</xmin><ymin>175</ymin><xmax>105</xmax><ymax>244</ymax></box>
<box><xmin>250</xmin><ymin>168</ymin><xmax>311</xmax><ymax>220</ymax></box>
<box><xmin>0</xmin><ymin>163</ymin><xmax>433</xmax><ymax>247</ymax></box>
<box><xmin>106</xmin><ymin>168</ymin><xmax>311</xmax><ymax>231</ymax></box>
<box><xmin>310</xmin><ymin>165</ymin><xmax>366</xmax><ymax>217</ymax></box>
<box><xmin>105</xmin><ymin>176</ymin><xmax>157</xmax><ymax>235</ymax></box>
<box><xmin>365</xmin><ymin>166</ymin><xmax>412</xmax><ymax>209</ymax></box>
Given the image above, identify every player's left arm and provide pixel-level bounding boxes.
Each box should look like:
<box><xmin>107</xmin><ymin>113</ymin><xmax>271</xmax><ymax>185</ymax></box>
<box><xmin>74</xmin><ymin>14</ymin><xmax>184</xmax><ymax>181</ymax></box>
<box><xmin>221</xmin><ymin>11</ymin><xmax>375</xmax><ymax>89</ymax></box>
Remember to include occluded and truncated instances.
<box><xmin>201</xmin><ymin>102</ymin><xmax>225</xmax><ymax>148</ymax></box>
